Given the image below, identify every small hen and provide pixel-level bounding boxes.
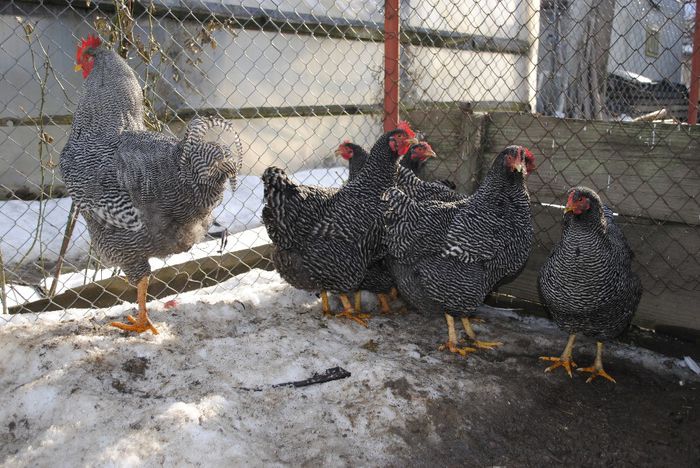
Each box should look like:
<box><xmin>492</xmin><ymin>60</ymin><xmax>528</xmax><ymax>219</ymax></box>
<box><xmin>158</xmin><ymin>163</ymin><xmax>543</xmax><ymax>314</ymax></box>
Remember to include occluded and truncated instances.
<box><xmin>61</xmin><ymin>36</ymin><xmax>243</xmax><ymax>334</ymax></box>
<box><xmin>383</xmin><ymin>146</ymin><xmax>535</xmax><ymax>355</ymax></box>
<box><xmin>538</xmin><ymin>187</ymin><xmax>642</xmax><ymax>382</ymax></box>
<box><xmin>262</xmin><ymin>124</ymin><xmax>416</xmax><ymax>325</ymax></box>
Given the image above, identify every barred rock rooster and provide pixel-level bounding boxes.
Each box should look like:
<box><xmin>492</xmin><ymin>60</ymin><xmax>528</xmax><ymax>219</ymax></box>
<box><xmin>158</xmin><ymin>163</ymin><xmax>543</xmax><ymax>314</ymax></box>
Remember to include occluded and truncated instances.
<box><xmin>262</xmin><ymin>124</ymin><xmax>417</xmax><ymax>326</ymax></box>
<box><xmin>383</xmin><ymin>146</ymin><xmax>535</xmax><ymax>355</ymax></box>
<box><xmin>538</xmin><ymin>187</ymin><xmax>642</xmax><ymax>383</ymax></box>
<box><xmin>61</xmin><ymin>35</ymin><xmax>243</xmax><ymax>334</ymax></box>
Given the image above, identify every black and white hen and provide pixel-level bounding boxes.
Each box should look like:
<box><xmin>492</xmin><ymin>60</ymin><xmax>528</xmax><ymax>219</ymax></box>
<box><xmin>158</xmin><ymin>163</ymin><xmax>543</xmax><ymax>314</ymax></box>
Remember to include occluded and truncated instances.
<box><xmin>538</xmin><ymin>187</ymin><xmax>642</xmax><ymax>382</ymax></box>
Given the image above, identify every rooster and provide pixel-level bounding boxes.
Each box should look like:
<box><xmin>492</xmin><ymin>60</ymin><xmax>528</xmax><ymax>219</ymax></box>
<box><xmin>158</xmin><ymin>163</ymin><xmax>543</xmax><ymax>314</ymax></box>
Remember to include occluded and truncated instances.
<box><xmin>61</xmin><ymin>35</ymin><xmax>243</xmax><ymax>334</ymax></box>
<box><xmin>538</xmin><ymin>187</ymin><xmax>642</xmax><ymax>383</ymax></box>
<box><xmin>383</xmin><ymin>146</ymin><xmax>535</xmax><ymax>355</ymax></box>
<box><xmin>262</xmin><ymin>124</ymin><xmax>417</xmax><ymax>325</ymax></box>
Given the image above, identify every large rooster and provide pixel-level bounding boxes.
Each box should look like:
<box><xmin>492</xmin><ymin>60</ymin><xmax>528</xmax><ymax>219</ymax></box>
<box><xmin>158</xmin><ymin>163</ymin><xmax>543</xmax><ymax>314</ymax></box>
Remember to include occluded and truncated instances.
<box><xmin>383</xmin><ymin>146</ymin><xmax>535</xmax><ymax>355</ymax></box>
<box><xmin>538</xmin><ymin>187</ymin><xmax>642</xmax><ymax>383</ymax></box>
<box><xmin>262</xmin><ymin>124</ymin><xmax>416</xmax><ymax>325</ymax></box>
<box><xmin>60</xmin><ymin>35</ymin><xmax>243</xmax><ymax>334</ymax></box>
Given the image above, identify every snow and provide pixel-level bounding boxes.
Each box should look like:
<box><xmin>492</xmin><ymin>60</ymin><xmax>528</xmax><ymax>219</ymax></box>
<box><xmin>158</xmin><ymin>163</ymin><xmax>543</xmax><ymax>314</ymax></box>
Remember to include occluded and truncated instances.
<box><xmin>0</xmin><ymin>167</ymin><xmax>348</xmax><ymax>271</ymax></box>
<box><xmin>0</xmin><ymin>269</ymin><xmax>697</xmax><ymax>466</ymax></box>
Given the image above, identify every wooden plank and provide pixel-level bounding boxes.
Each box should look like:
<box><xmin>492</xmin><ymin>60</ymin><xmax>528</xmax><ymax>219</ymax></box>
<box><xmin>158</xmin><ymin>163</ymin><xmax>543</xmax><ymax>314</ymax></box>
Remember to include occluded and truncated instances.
<box><xmin>9</xmin><ymin>244</ymin><xmax>273</xmax><ymax>314</ymax></box>
<box><xmin>484</xmin><ymin>113</ymin><xmax>700</xmax><ymax>225</ymax></box>
<box><xmin>495</xmin><ymin>204</ymin><xmax>700</xmax><ymax>334</ymax></box>
<box><xmin>406</xmin><ymin>104</ymin><xmax>487</xmax><ymax>194</ymax></box>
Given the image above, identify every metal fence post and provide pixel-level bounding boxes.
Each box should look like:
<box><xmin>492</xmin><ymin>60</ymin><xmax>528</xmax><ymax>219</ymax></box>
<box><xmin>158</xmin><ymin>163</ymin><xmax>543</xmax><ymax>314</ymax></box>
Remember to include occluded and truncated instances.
<box><xmin>688</xmin><ymin>0</ymin><xmax>700</xmax><ymax>124</ymax></box>
<box><xmin>384</xmin><ymin>0</ymin><xmax>400</xmax><ymax>131</ymax></box>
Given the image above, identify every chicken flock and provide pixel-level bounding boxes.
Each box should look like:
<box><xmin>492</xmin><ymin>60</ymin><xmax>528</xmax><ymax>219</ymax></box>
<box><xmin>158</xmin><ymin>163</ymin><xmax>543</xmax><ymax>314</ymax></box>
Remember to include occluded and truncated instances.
<box><xmin>61</xmin><ymin>36</ymin><xmax>642</xmax><ymax>383</ymax></box>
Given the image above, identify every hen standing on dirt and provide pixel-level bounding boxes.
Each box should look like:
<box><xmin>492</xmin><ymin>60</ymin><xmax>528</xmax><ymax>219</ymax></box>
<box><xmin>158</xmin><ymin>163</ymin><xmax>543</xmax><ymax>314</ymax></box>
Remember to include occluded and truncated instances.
<box><xmin>538</xmin><ymin>187</ymin><xmax>642</xmax><ymax>382</ymax></box>
<box><xmin>61</xmin><ymin>35</ymin><xmax>243</xmax><ymax>334</ymax></box>
<box><xmin>383</xmin><ymin>146</ymin><xmax>535</xmax><ymax>355</ymax></box>
<box><xmin>262</xmin><ymin>124</ymin><xmax>416</xmax><ymax>325</ymax></box>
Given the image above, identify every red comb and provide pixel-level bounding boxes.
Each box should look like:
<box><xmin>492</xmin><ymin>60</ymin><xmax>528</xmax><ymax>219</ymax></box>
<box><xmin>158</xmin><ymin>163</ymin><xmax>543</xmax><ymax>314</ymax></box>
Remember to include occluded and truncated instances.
<box><xmin>396</xmin><ymin>120</ymin><xmax>416</xmax><ymax>139</ymax></box>
<box><xmin>76</xmin><ymin>34</ymin><xmax>101</xmax><ymax>61</ymax></box>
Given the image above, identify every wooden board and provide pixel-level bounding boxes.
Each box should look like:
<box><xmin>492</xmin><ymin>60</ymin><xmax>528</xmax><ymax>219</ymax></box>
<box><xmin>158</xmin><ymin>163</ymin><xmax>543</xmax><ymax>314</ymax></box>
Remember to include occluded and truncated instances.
<box><xmin>10</xmin><ymin>244</ymin><xmax>274</xmax><ymax>314</ymax></box>
<box><xmin>483</xmin><ymin>113</ymin><xmax>700</xmax><ymax>225</ymax></box>
<box><xmin>406</xmin><ymin>104</ymin><xmax>487</xmax><ymax>194</ymax></box>
<box><xmin>495</xmin><ymin>204</ymin><xmax>700</xmax><ymax>334</ymax></box>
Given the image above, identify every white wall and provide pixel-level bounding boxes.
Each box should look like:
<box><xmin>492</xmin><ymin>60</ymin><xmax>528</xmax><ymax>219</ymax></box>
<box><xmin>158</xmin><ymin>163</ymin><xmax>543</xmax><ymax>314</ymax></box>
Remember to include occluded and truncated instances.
<box><xmin>0</xmin><ymin>0</ymin><xmax>531</xmax><ymax>195</ymax></box>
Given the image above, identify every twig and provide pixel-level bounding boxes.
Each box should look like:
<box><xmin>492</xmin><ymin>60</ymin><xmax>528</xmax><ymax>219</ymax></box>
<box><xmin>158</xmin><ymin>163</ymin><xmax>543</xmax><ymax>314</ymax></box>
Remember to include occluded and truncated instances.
<box><xmin>0</xmin><ymin>249</ymin><xmax>7</xmax><ymax>315</ymax></box>
<box><xmin>234</xmin><ymin>367</ymin><xmax>351</xmax><ymax>392</ymax></box>
<box><xmin>48</xmin><ymin>203</ymin><xmax>78</xmax><ymax>298</ymax></box>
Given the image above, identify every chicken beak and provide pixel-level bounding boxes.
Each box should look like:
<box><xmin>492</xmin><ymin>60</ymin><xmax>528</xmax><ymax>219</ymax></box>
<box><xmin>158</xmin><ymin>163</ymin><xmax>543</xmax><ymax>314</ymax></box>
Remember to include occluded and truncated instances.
<box><xmin>74</xmin><ymin>63</ymin><xmax>83</xmax><ymax>72</ymax></box>
<box><xmin>425</xmin><ymin>148</ymin><xmax>437</xmax><ymax>159</ymax></box>
<box><xmin>334</xmin><ymin>148</ymin><xmax>343</xmax><ymax>157</ymax></box>
<box><xmin>513</xmin><ymin>161</ymin><xmax>526</xmax><ymax>174</ymax></box>
<box><xmin>405</xmin><ymin>137</ymin><xmax>419</xmax><ymax>146</ymax></box>
<box><xmin>564</xmin><ymin>204</ymin><xmax>574</xmax><ymax>214</ymax></box>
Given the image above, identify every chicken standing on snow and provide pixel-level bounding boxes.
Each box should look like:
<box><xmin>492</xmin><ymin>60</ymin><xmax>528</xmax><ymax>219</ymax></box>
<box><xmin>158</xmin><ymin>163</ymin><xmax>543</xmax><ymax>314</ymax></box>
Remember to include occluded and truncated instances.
<box><xmin>383</xmin><ymin>146</ymin><xmax>535</xmax><ymax>355</ymax></box>
<box><xmin>538</xmin><ymin>187</ymin><xmax>642</xmax><ymax>383</ymax></box>
<box><xmin>262</xmin><ymin>124</ymin><xmax>417</xmax><ymax>326</ymax></box>
<box><xmin>339</xmin><ymin>140</ymin><xmax>460</xmax><ymax>313</ymax></box>
<box><xmin>60</xmin><ymin>35</ymin><xmax>243</xmax><ymax>334</ymax></box>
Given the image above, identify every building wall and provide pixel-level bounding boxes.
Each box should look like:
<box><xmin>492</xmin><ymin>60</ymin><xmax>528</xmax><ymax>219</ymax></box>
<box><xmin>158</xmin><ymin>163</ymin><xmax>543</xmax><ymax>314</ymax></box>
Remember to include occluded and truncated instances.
<box><xmin>0</xmin><ymin>0</ymin><xmax>532</xmax><ymax>197</ymax></box>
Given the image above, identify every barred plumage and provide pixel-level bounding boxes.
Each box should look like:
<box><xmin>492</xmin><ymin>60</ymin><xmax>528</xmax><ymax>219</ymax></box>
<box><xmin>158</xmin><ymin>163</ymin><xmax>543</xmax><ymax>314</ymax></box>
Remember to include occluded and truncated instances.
<box><xmin>538</xmin><ymin>187</ymin><xmax>642</xmax><ymax>340</ymax></box>
<box><xmin>60</xmin><ymin>39</ymin><xmax>243</xmax><ymax>326</ymax></box>
<box><xmin>383</xmin><ymin>146</ymin><xmax>535</xmax><ymax>318</ymax></box>
<box><xmin>262</xmin><ymin>128</ymin><xmax>414</xmax><ymax>300</ymax></box>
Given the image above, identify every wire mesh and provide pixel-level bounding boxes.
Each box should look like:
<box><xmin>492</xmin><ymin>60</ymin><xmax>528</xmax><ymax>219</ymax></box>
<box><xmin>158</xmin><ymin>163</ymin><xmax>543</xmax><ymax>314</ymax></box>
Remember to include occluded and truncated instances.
<box><xmin>0</xmin><ymin>0</ymin><xmax>697</xmax><ymax>331</ymax></box>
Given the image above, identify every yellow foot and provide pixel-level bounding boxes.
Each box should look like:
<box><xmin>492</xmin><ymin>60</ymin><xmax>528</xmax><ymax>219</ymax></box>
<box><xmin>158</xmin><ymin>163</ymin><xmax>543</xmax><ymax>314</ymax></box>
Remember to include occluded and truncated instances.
<box><xmin>577</xmin><ymin>366</ymin><xmax>617</xmax><ymax>384</ymax></box>
<box><xmin>111</xmin><ymin>314</ymin><xmax>159</xmax><ymax>335</ymax></box>
<box><xmin>539</xmin><ymin>356</ymin><xmax>577</xmax><ymax>378</ymax></box>
<box><xmin>471</xmin><ymin>340</ymin><xmax>503</xmax><ymax>350</ymax></box>
<box><xmin>439</xmin><ymin>341</ymin><xmax>477</xmax><ymax>357</ymax></box>
<box><xmin>335</xmin><ymin>310</ymin><xmax>370</xmax><ymax>327</ymax></box>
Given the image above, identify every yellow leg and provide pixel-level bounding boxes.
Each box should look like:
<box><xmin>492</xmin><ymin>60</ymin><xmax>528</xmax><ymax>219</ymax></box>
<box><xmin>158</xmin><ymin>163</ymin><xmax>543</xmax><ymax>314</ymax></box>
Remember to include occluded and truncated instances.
<box><xmin>321</xmin><ymin>290</ymin><xmax>331</xmax><ymax>316</ymax></box>
<box><xmin>335</xmin><ymin>293</ymin><xmax>370</xmax><ymax>327</ymax></box>
<box><xmin>461</xmin><ymin>317</ymin><xmax>502</xmax><ymax>349</ymax></box>
<box><xmin>377</xmin><ymin>293</ymin><xmax>393</xmax><ymax>314</ymax></box>
<box><xmin>354</xmin><ymin>291</ymin><xmax>362</xmax><ymax>314</ymax></box>
<box><xmin>540</xmin><ymin>334</ymin><xmax>577</xmax><ymax>377</ymax></box>
<box><xmin>439</xmin><ymin>314</ymin><xmax>476</xmax><ymax>357</ymax></box>
<box><xmin>111</xmin><ymin>276</ymin><xmax>159</xmax><ymax>334</ymax></box>
<box><xmin>577</xmin><ymin>341</ymin><xmax>617</xmax><ymax>383</ymax></box>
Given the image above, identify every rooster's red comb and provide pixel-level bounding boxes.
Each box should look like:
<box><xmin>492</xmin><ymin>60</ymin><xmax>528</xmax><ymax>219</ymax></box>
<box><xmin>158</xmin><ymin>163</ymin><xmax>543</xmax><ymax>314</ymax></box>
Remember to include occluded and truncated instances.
<box><xmin>396</xmin><ymin>120</ymin><xmax>416</xmax><ymax>139</ymax></box>
<box><xmin>76</xmin><ymin>34</ymin><xmax>101</xmax><ymax>61</ymax></box>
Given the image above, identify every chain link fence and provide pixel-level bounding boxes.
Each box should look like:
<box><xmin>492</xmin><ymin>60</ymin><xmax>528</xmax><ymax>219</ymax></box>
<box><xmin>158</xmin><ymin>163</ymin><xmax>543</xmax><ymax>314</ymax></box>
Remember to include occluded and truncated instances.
<box><xmin>0</xmin><ymin>0</ymin><xmax>698</xmax><ymax>333</ymax></box>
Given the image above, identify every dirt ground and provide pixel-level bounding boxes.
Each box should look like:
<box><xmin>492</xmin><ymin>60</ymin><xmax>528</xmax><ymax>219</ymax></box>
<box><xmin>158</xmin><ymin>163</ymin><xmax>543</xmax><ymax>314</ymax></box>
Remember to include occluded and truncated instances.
<box><xmin>1</xmin><ymin>271</ymin><xmax>698</xmax><ymax>467</ymax></box>
<box><xmin>383</xmin><ymin>311</ymin><xmax>700</xmax><ymax>467</ymax></box>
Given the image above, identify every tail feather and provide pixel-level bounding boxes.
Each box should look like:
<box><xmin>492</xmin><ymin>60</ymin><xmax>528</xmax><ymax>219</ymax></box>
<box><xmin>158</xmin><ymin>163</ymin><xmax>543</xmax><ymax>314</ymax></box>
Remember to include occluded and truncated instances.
<box><xmin>262</xmin><ymin>166</ymin><xmax>301</xmax><ymax>247</ymax></box>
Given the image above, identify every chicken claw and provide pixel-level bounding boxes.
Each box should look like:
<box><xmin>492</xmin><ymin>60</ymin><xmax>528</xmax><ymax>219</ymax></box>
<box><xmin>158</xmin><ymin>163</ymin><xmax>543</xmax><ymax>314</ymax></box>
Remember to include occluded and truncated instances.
<box><xmin>439</xmin><ymin>341</ymin><xmax>477</xmax><ymax>357</ymax></box>
<box><xmin>334</xmin><ymin>294</ymin><xmax>370</xmax><ymax>327</ymax></box>
<box><xmin>540</xmin><ymin>356</ymin><xmax>577</xmax><ymax>377</ymax></box>
<box><xmin>111</xmin><ymin>313</ymin><xmax>159</xmax><ymax>335</ymax></box>
<box><xmin>577</xmin><ymin>341</ymin><xmax>616</xmax><ymax>383</ymax></box>
<box><xmin>440</xmin><ymin>314</ymin><xmax>476</xmax><ymax>357</ymax></box>
<box><xmin>540</xmin><ymin>334</ymin><xmax>577</xmax><ymax>377</ymax></box>
<box><xmin>110</xmin><ymin>276</ymin><xmax>159</xmax><ymax>334</ymax></box>
<box><xmin>460</xmin><ymin>317</ymin><xmax>502</xmax><ymax>350</ymax></box>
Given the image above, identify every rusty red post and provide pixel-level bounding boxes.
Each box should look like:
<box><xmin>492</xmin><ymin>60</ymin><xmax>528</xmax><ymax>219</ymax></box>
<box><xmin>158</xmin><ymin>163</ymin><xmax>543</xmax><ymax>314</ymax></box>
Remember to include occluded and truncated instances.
<box><xmin>383</xmin><ymin>0</ymin><xmax>400</xmax><ymax>131</ymax></box>
<box><xmin>688</xmin><ymin>0</ymin><xmax>700</xmax><ymax>124</ymax></box>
